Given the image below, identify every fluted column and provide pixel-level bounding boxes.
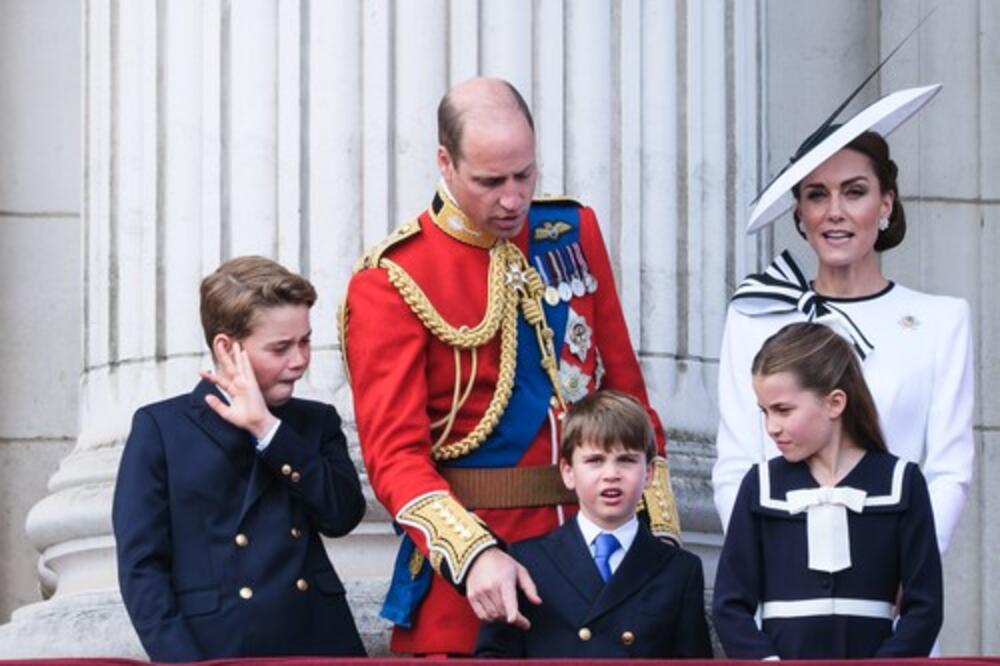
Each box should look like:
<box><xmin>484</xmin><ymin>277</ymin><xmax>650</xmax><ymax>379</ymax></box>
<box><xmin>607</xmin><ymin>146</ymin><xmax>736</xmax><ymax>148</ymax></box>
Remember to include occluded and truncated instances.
<box><xmin>0</xmin><ymin>0</ymin><xmax>762</xmax><ymax>656</ymax></box>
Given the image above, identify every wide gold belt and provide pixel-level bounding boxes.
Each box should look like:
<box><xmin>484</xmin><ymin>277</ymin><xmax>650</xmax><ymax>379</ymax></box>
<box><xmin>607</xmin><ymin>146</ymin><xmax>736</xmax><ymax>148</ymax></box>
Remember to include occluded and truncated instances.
<box><xmin>439</xmin><ymin>465</ymin><xmax>578</xmax><ymax>509</ymax></box>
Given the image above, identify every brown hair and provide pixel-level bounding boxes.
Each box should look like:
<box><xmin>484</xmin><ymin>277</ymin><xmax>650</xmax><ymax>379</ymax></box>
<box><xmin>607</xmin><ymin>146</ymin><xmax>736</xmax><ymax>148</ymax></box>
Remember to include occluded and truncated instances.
<box><xmin>559</xmin><ymin>390</ymin><xmax>656</xmax><ymax>463</ymax></box>
<box><xmin>199</xmin><ymin>256</ymin><xmax>317</xmax><ymax>351</ymax></box>
<box><xmin>438</xmin><ymin>80</ymin><xmax>534</xmax><ymax>165</ymax></box>
<box><xmin>752</xmin><ymin>322</ymin><xmax>886</xmax><ymax>452</ymax></box>
<box><xmin>792</xmin><ymin>130</ymin><xmax>906</xmax><ymax>252</ymax></box>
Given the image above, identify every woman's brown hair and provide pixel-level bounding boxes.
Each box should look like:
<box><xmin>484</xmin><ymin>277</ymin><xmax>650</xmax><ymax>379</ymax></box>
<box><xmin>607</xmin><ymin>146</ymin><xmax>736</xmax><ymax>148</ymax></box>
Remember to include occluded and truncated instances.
<box><xmin>792</xmin><ymin>130</ymin><xmax>906</xmax><ymax>252</ymax></box>
<box><xmin>752</xmin><ymin>322</ymin><xmax>887</xmax><ymax>453</ymax></box>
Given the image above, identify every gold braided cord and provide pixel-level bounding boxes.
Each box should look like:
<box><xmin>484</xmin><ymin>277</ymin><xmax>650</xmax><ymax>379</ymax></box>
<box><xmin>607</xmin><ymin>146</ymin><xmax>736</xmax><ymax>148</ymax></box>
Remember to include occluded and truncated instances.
<box><xmin>455</xmin><ymin>348</ymin><xmax>478</xmax><ymax>415</ymax></box>
<box><xmin>380</xmin><ymin>241</ymin><xmax>564</xmax><ymax>461</ymax></box>
<box><xmin>429</xmin><ymin>348</ymin><xmax>478</xmax><ymax>432</ymax></box>
<box><xmin>382</xmin><ymin>253</ymin><xmax>506</xmax><ymax>349</ymax></box>
<box><xmin>432</xmin><ymin>291</ymin><xmax>518</xmax><ymax>460</ymax></box>
<box><xmin>430</xmin><ymin>346</ymin><xmax>464</xmax><ymax>442</ymax></box>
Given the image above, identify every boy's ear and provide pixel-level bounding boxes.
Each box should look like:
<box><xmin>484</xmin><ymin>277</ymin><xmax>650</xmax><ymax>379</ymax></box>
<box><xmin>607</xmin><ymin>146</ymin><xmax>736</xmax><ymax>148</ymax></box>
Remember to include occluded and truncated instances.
<box><xmin>558</xmin><ymin>456</ymin><xmax>576</xmax><ymax>491</ymax></box>
<box><xmin>826</xmin><ymin>388</ymin><xmax>848</xmax><ymax>420</ymax></box>
<box><xmin>644</xmin><ymin>459</ymin><xmax>655</xmax><ymax>489</ymax></box>
<box><xmin>211</xmin><ymin>334</ymin><xmax>235</xmax><ymax>362</ymax></box>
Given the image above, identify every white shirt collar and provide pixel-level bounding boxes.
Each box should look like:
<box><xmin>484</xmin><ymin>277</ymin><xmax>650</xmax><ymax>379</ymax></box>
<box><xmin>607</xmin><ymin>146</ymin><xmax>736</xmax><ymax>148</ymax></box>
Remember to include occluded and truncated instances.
<box><xmin>439</xmin><ymin>178</ymin><xmax>457</xmax><ymax>205</ymax></box>
<box><xmin>576</xmin><ymin>511</ymin><xmax>639</xmax><ymax>555</ymax></box>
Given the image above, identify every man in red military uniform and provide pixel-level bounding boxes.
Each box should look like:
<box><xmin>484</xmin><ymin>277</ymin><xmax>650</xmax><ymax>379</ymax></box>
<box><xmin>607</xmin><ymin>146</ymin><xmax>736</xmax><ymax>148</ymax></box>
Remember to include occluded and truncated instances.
<box><xmin>341</xmin><ymin>77</ymin><xmax>681</xmax><ymax>655</ymax></box>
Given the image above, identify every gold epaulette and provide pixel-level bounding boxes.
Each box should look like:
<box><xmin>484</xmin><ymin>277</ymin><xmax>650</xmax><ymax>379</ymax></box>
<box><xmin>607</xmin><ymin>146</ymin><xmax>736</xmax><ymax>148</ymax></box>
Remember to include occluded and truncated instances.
<box><xmin>396</xmin><ymin>491</ymin><xmax>497</xmax><ymax>587</ymax></box>
<box><xmin>639</xmin><ymin>456</ymin><xmax>683</xmax><ymax>545</ymax></box>
<box><xmin>340</xmin><ymin>220</ymin><xmax>421</xmax><ymax>386</ymax></box>
<box><xmin>352</xmin><ymin>219</ymin><xmax>421</xmax><ymax>273</ymax></box>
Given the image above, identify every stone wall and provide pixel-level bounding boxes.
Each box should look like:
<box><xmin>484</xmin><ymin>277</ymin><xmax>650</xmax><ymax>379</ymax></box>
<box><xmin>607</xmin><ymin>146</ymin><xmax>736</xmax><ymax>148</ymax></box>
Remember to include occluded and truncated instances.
<box><xmin>0</xmin><ymin>0</ymin><xmax>997</xmax><ymax>657</ymax></box>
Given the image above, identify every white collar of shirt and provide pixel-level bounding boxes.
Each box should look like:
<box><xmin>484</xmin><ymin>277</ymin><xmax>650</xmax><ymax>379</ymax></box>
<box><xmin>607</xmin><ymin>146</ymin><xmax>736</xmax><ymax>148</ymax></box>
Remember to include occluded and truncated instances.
<box><xmin>439</xmin><ymin>178</ymin><xmax>457</xmax><ymax>205</ymax></box>
<box><xmin>576</xmin><ymin>512</ymin><xmax>638</xmax><ymax>576</ymax></box>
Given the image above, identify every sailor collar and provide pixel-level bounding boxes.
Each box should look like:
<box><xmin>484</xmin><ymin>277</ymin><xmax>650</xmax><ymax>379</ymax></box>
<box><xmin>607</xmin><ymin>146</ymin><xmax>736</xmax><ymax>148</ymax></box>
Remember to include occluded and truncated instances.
<box><xmin>429</xmin><ymin>183</ymin><xmax>497</xmax><ymax>249</ymax></box>
<box><xmin>754</xmin><ymin>453</ymin><xmax>911</xmax><ymax>574</ymax></box>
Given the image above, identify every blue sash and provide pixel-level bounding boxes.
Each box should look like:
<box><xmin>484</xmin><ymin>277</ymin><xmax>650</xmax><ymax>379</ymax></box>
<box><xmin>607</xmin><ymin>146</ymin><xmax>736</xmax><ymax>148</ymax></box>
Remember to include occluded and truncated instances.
<box><xmin>381</xmin><ymin>202</ymin><xmax>582</xmax><ymax>627</ymax></box>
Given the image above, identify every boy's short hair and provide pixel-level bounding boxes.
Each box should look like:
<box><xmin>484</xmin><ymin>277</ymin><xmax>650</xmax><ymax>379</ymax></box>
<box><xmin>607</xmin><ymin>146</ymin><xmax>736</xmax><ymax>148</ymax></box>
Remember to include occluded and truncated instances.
<box><xmin>559</xmin><ymin>390</ymin><xmax>656</xmax><ymax>462</ymax></box>
<box><xmin>199</xmin><ymin>255</ymin><xmax>317</xmax><ymax>350</ymax></box>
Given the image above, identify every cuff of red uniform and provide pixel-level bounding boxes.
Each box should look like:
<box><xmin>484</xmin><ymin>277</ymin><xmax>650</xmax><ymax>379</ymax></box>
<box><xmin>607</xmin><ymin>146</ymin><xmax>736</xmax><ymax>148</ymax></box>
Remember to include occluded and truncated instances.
<box><xmin>395</xmin><ymin>491</ymin><xmax>501</xmax><ymax>590</ymax></box>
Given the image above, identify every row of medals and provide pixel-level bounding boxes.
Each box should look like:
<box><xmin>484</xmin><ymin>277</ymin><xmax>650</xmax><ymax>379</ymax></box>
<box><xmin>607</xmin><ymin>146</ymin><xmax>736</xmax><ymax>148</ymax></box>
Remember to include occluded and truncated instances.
<box><xmin>533</xmin><ymin>241</ymin><xmax>599</xmax><ymax>306</ymax></box>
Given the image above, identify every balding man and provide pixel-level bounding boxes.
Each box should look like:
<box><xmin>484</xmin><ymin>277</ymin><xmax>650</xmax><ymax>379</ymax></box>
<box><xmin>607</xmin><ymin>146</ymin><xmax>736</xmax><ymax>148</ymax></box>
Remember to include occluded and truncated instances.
<box><xmin>341</xmin><ymin>78</ymin><xmax>681</xmax><ymax>656</ymax></box>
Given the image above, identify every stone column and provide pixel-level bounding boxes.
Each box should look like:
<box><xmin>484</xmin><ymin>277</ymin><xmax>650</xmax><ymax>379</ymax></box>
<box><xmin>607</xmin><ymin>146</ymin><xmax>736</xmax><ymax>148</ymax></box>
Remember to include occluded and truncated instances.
<box><xmin>879</xmin><ymin>0</ymin><xmax>1000</xmax><ymax>653</ymax></box>
<box><xmin>0</xmin><ymin>0</ymin><xmax>761</xmax><ymax>656</ymax></box>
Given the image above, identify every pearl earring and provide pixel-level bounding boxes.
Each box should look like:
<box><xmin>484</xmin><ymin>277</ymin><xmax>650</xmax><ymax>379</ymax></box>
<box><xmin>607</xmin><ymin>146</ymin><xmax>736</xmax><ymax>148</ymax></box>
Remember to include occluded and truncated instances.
<box><xmin>878</xmin><ymin>216</ymin><xmax>890</xmax><ymax>232</ymax></box>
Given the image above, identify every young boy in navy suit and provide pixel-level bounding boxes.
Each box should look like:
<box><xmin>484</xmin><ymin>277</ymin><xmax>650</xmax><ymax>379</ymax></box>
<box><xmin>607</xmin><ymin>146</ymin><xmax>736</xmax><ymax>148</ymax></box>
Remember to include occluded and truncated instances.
<box><xmin>475</xmin><ymin>390</ymin><xmax>712</xmax><ymax>658</ymax></box>
<box><xmin>113</xmin><ymin>256</ymin><xmax>366</xmax><ymax>661</ymax></box>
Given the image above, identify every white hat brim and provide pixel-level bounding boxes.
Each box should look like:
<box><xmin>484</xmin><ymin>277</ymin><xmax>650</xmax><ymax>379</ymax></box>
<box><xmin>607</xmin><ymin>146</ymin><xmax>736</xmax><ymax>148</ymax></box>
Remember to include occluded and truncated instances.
<box><xmin>746</xmin><ymin>83</ymin><xmax>943</xmax><ymax>233</ymax></box>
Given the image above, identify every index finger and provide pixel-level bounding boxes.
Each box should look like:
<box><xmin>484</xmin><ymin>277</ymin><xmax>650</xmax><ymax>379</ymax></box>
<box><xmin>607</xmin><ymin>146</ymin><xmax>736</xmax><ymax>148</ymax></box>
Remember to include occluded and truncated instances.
<box><xmin>500</xmin><ymin>575</ymin><xmax>520</xmax><ymax>625</ymax></box>
<box><xmin>511</xmin><ymin>611</ymin><xmax>532</xmax><ymax>631</ymax></box>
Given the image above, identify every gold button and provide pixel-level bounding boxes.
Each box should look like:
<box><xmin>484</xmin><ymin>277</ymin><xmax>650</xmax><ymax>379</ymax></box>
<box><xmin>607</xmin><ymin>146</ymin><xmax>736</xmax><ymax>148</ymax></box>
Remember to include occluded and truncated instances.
<box><xmin>621</xmin><ymin>630</ymin><xmax>635</xmax><ymax>646</ymax></box>
<box><xmin>578</xmin><ymin>627</ymin><xmax>591</xmax><ymax>641</ymax></box>
<box><xmin>290</xmin><ymin>527</ymin><xmax>302</xmax><ymax>539</ymax></box>
<box><xmin>239</xmin><ymin>586</ymin><xmax>253</xmax><ymax>600</ymax></box>
<box><xmin>280</xmin><ymin>464</ymin><xmax>292</xmax><ymax>476</ymax></box>
<box><xmin>296</xmin><ymin>578</ymin><xmax>309</xmax><ymax>592</ymax></box>
<box><xmin>290</xmin><ymin>471</ymin><xmax>301</xmax><ymax>483</ymax></box>
<box><xmin>234</xmin><ymin>533</ymin><xmax>249</xmax><ymax>547</ymax></box>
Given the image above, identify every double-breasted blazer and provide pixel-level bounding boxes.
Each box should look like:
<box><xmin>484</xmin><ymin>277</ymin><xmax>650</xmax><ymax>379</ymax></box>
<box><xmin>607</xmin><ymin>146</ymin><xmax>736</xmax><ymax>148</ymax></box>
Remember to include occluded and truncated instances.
<box><xmin>475</xmin><ymin>518</ymin><xmax>712</xmax><ymax>658</ymax></box>
<box><xmin>112</xmin><ymin>379</ymin><xmax>366</xmax><ymax>661</ymax></box>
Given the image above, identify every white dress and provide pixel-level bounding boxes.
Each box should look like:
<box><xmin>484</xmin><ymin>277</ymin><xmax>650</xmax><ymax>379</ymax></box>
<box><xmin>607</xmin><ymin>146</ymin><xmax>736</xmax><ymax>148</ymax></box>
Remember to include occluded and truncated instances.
<box><xmin>712</xmin><ymin>254</ymin><xmax>974</xmax><ymax>553</ymax></box>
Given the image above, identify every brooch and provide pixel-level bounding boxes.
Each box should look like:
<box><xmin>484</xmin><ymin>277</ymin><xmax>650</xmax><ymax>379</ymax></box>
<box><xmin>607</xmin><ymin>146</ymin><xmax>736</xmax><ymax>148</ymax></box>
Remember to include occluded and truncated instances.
<box><xmin>534</xmin><ymin>221</ymin><xmax>572</xmax><ymax>241</ymax></box>
<box><xmin>898</xmin><ymin>315</ymin><xmax>920</xmax><ymax>331</ymax></box>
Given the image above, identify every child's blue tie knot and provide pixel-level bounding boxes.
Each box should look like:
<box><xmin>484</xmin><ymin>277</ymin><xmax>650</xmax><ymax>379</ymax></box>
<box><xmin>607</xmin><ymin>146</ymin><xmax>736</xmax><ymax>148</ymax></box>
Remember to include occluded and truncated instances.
<box><xmin>593</xmin><ymin>532</ymin><xmax>621</xmax><ymax>583</ymax></box>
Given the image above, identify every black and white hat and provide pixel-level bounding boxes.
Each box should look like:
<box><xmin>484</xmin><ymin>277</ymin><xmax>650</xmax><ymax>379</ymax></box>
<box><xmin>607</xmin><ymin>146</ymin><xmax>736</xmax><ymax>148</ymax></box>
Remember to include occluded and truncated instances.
<box><xmin>746</xmin><ymin>84</ymin><xmax>941</xmax><ymax>233</ymax></box>
<box><xmin>746</xmin><ymin>13</ymin><xmax>942</xmax><ymax>233</ymax></box>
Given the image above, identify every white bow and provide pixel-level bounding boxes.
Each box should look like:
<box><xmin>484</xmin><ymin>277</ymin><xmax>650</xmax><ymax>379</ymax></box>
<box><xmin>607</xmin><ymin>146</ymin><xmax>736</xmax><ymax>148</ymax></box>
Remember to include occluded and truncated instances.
<box><xmin>786</xmin><ymin>486</ymin><xmax>867</xmax><ymax>574</ymax></box>
<box><xmin>730</xmin><ymin>250</ymin><xmax>875</xmax><ymax>359</ymax></box>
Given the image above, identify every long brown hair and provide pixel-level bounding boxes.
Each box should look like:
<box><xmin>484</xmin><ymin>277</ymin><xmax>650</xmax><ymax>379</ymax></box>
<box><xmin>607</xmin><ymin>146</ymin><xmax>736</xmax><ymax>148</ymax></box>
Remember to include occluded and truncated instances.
<box><xmin>752</xmin><ymin>322</ymin><xmax>887</xmax><ymax>452</ymax></box>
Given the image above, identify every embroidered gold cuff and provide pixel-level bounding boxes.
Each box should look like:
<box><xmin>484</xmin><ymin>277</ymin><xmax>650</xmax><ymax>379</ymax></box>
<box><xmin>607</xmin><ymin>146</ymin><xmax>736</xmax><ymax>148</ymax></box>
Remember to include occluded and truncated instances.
<box><xmin>641</xmin><ymin>456</ymin><xmax>682</xmax><ymax>543</ymax></box>
<box><xmin>396</xmin><ymin>491</ymin><xmax>497</xmax><ymax>586</ymax></box>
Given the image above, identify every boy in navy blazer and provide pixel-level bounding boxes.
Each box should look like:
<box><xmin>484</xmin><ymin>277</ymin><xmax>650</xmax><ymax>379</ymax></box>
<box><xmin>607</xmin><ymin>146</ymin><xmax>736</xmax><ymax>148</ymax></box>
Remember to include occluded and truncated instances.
<box><xmin>475</xmin><ymin>390</ymin><xmax>712</xmax><ymax>658</ymax></box>
<box><xmin>112</xmin><ymin>256</ymin><xmax>366</xmax><ymax>661</ymax></box>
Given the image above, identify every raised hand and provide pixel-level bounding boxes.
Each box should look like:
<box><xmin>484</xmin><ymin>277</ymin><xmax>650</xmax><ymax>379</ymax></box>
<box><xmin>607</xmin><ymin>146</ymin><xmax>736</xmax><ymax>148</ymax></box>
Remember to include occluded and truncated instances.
<box><xmin>199</xmin><ymin>341</ymin><xmax>277</xmax><ymax>440</ymax></box>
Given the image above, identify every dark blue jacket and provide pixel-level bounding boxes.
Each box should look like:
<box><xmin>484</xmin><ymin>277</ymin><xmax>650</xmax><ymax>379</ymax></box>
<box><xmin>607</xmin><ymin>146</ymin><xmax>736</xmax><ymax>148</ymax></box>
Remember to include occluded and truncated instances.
<box><xmin>475</xmin><ymin>517</ymin><xmax>711</xmax><ymax>658</ymax></box>
<box><xmin>713</xmin><ymin>452</ymin><xmax>942</xmax><ymax>659</ymax></box>
<box><xmin>112</xmin><ymin>379</ymin><xmax>366</xmax><ymax>661</ymax></box>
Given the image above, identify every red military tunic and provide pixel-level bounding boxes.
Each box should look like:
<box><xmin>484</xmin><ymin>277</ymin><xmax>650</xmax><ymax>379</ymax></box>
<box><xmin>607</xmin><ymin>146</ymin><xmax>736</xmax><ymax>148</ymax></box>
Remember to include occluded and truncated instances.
<box><xmin>343</xmin><ymin>190</ymin><xmax>678</xmax><ymax>654</ymax></box>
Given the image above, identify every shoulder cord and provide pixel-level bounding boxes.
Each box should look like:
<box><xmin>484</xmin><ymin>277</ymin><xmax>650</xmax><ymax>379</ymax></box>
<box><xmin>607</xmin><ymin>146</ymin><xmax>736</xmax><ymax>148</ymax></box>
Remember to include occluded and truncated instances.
<box><xmin>383</xmin><ymin>241</ymin><xmax>566</xmax><ymax>460</ymax></box>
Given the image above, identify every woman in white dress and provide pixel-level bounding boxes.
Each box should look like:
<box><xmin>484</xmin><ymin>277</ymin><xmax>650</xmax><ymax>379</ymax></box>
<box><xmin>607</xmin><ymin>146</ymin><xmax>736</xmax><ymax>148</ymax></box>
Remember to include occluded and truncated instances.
<box><xmin>712</xmin><ymin>85</ymin><xmax>974</xmax><ymax>556</ymax></box>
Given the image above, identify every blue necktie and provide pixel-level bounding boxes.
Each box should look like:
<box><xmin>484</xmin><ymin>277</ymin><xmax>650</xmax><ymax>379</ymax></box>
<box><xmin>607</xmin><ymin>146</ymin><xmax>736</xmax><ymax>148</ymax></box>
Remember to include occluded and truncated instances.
<box><xmin>593</xmin><ymin>532</ymin><xmax>621</xmax><ymax>583</ymax></box>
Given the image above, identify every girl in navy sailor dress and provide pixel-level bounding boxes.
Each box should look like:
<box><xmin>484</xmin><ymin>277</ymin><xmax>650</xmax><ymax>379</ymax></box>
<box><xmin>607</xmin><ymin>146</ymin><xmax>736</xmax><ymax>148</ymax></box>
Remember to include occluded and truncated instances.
<box><xmin>712</xmin><ymin>323</ymin><xmax>942</xmax><ymax>659</ymax></box>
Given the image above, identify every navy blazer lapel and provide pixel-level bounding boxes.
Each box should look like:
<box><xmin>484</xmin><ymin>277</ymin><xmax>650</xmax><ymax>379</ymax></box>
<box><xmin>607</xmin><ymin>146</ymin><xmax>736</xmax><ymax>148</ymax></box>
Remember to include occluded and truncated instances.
<box><xmin>238</xmin><ymin>457</ymin><xmax>273</xmax><ymax>523</ymax></box>
<box><xmin>542</xmin><ymin>517</ymin><xmax>605</xmax><ymax>605</ymax></box>
<box><xmin>583</xmin><ymin>525</ymin><xmax>672</xmax><ymax>624</ymax></box>
<box><xmin>239</xmin><ymin>402</ymin><xmax>299</xmax><ymax>522</ymax></box>
<box><xmin>187</xmin><ymin>380</ymin><xmax>253</xmax><ymax>466</ymax></box>
<box><xmin>187</xmin><ymin>380</ymin><xmax>274</xmax><ymax>520</ymax></box>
